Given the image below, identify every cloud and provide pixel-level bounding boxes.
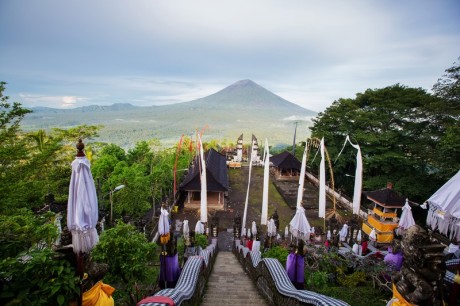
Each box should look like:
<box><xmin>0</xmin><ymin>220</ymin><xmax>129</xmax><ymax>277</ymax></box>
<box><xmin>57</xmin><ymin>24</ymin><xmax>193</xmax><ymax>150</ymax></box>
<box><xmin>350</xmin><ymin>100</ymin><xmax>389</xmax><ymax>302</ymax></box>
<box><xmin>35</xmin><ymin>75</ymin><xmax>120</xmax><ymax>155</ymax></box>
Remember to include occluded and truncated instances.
<box><xmin>1</xmin><ymin>0</ymin><xmax>459</xmax><ymax>112</ymax></box>
<box><xmin>19</xmin><ymin>93</ymin><xmax>88</xmax><ymax>108</ymax></box>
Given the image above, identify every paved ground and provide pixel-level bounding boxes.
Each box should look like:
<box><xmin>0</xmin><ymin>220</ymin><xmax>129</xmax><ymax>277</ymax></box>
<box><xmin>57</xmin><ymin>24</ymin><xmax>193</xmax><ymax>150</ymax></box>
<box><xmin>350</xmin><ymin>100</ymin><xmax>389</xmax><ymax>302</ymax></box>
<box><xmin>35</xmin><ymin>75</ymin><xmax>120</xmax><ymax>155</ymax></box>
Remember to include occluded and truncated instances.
<box><xmin>200</xmin><ymin>251</ymin><xmax>267</xmax><ymax>306</ymax></box>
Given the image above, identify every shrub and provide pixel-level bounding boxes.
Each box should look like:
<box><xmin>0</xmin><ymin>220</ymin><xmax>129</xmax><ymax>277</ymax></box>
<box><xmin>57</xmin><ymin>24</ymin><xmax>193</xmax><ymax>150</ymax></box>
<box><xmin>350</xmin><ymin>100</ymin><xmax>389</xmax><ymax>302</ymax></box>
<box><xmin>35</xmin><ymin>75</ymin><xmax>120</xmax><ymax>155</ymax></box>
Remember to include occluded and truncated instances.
<box><xmin>262</xmin><ymin>245</ymin><xmax>289</xmax><ymax>266</ymax></box>
<box><xmin>337</xmin><ymin>271</ymin><xmax>367</xmax><ymax>287</ymax></box>
<box><xmin>306</xmin><ymin>271</ymin><xmax>329</xmax><ymax>290</ymax></box>
<box><xmin>91</xmin><ymin>221</ymin><xmax>157</xmax><ymax>304</ymax></box>
<box><xmin>0</xmin><ymin>209</ymin><xmax>58</xmax><ymax>259</ymax></box>
<box><xmin>194</xmin><ymin>234</ymin><xmax>208</xmax><ymax>250</ymax></box>
<box><xmin>0</xmin><ymin>249</ymin><xmax>79</xmax><ymax>306</ymax></box>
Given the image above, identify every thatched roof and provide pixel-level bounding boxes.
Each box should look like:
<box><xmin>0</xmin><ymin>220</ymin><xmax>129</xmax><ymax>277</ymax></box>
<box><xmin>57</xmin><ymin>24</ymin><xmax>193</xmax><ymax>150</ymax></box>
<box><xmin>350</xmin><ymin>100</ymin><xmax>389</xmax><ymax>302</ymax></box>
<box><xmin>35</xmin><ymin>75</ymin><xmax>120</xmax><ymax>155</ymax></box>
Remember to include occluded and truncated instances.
<box><xmin>365</xmin><ymin>186</ymin><xmax>406</xmax><ymax>208</ymax></box>
<box><xmin>270</xmin><ymin>151</ymin><xmax>301</xmax><ymax>171</ymax></box>
<box><xmin>179</xmin><ymin>148</ymin><xmax>229</xmax><ymax>192</ymax></box>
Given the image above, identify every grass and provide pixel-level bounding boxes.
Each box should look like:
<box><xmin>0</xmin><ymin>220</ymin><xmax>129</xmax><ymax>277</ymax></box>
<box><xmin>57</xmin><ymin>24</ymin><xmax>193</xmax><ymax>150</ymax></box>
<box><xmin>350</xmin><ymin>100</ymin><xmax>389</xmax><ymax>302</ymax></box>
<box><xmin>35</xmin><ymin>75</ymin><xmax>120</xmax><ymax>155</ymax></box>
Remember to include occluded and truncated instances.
<box><xmin>316</xmin><ymin>286</ymin><xmax>390</xmax><ymax>306</ymax></box>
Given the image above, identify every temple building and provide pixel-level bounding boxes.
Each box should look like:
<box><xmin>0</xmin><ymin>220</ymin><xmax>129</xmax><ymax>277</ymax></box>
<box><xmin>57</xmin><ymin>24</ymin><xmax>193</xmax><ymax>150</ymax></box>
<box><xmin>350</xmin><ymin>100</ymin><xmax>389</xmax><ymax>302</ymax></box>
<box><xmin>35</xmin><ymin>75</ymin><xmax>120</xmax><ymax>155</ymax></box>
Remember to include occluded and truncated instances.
<box><xmin>250</xmin><ymin>134</ymin><xmax>262</xmax><ymax>166</ymax></box>
<box><xmin>362</xmin><ymin>182</ymin><xmax>406</xmax><ymax>243</ymax></box>
<box><xmin>228</xmin><ymin>134</ymin><xmax>243</xmax><ymax>168</ymax></box>
<box><xmin>179</xmin><ymin>148</ymin><xmax>229</xmax><ymax>210</ymax></box>
<box><xmin>270</xmin><ymin>151</ymin><xmax>301</xmax><ymax>180</ymax></box>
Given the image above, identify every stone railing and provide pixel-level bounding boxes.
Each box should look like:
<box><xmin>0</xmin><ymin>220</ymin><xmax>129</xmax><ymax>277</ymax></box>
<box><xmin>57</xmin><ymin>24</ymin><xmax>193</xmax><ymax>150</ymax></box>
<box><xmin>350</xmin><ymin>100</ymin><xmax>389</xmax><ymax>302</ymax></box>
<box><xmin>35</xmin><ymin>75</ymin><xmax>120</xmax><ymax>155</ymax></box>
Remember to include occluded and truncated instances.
<box><xmin>233</xmin><ymin>241</ymin><xmax>349</xmax><ymax>306</ymax></box>
<box><xmin>138</xmin><ymin>243</ymin><xmax>217</xmax><ymax>306</ymax></box>
<box><xmin>305</xmin><ymin>172</ymin><xmax>368</xmax><ymax>220</ymax></box>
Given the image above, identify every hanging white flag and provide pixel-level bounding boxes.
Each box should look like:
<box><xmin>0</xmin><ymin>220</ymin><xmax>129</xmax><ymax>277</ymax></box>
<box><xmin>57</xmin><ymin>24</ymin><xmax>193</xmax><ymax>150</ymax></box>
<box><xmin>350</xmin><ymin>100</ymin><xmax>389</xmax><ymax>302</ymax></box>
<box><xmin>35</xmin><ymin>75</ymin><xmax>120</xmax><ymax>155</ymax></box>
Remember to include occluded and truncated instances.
<box><xmin>261</xmin><ymin>138</ymin><xmax>269</xmax><ymax>225</ymax></box>
<box><xmin>318</xmin><ymin>138</ymin><xmax>326</xmax><ymax>218</ymax></box>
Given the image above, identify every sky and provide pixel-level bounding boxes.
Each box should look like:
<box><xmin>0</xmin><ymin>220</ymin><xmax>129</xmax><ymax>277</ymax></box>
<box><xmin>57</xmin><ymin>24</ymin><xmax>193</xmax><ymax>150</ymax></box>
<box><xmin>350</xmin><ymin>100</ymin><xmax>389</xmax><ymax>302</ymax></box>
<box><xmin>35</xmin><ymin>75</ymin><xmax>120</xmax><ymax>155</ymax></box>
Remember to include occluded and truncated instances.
<box><xmin>0</xmin><ymin>0</ymin><xmax>459</xmax><ymax>112</ymax></box>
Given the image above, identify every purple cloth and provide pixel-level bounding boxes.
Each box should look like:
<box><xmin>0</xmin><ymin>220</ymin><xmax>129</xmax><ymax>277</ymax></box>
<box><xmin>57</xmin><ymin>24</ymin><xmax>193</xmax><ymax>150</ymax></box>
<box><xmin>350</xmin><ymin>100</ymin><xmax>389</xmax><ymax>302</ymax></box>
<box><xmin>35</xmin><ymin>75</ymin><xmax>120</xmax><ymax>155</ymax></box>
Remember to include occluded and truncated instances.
<box><xmin>286</xmin><ymin>253</ymin><xmax>304</xmax><ymax>283</ymax></box>
<box><xmin>384</xmin><ymin>251</ymin><xmax>404</xmax><ymax>271</ymax></box>
<box><xmin>160</xmin><ymin>254</ymin><xmax>181</xmax><ymax>282</ymax></box>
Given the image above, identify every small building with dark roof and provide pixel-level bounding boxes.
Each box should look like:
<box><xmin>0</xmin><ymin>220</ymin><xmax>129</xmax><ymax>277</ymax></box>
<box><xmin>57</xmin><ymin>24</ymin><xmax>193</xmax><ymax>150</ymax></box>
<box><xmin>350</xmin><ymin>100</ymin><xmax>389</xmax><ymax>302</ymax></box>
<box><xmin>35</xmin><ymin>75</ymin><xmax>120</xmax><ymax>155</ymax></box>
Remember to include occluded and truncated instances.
<box><xmin>179</xmin><ymin>148</ymin><xmax>229</xmax><ymax>210</ymax></box>
<box><xmin>362</xmin><ymin>182</ymin><xmax>406</xmax><ymax>243</ymax></box>
<box><xmin>270</xmin><ymin>151</ymin><xmax>301</xmax><ymax>180</ymax></box>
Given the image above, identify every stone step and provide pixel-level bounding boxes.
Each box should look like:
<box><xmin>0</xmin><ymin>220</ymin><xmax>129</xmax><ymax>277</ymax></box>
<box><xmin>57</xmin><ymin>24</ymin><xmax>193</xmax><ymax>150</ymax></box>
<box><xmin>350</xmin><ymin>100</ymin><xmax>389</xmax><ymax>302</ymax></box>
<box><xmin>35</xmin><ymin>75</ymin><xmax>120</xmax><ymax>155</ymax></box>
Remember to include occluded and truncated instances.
<box><xmin>200</xmin><ymin>252</ymin><xmax>267</xmax><ymax>306</ymax></box>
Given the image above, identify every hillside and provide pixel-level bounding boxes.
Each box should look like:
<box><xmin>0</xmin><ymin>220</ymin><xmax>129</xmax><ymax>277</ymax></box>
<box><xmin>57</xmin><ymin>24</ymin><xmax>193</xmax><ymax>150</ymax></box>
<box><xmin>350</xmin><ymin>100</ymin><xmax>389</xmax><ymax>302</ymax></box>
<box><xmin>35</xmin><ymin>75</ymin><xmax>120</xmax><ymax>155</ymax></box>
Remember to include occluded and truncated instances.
<box><xmin>21</xmin><ymin>80</ymin><xmax>317</xmax><ymax>148</ymax></box>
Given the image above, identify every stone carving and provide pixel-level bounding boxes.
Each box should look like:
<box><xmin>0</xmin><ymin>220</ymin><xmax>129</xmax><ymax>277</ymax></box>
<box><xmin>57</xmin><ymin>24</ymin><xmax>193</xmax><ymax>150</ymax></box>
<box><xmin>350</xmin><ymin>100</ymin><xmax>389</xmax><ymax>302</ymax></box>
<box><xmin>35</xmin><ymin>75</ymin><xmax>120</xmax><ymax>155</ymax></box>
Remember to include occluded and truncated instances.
<box><xmin>392</xmin><ymin>225</ymin><xmax>445</xmax><ymax>305</ymax></box>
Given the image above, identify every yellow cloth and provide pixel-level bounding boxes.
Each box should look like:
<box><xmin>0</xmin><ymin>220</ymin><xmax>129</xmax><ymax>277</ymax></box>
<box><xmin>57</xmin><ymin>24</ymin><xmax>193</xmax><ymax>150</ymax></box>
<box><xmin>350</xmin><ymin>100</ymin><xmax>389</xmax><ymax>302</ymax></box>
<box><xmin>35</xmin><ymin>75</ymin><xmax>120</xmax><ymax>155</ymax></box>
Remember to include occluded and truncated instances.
<box><xmin>455</xmin><ymin>272</ymin><xmax>460</xmax><ymax>285</ymax></box>
<box><xmin>82</xmin><ymin>281</ymin><xmax>115</xmax><ymax>306</ymax></box>
<box><xmin>390</xmin><ymin>283</ymin><xmax>415</xmax><ymax>306</ymax></box>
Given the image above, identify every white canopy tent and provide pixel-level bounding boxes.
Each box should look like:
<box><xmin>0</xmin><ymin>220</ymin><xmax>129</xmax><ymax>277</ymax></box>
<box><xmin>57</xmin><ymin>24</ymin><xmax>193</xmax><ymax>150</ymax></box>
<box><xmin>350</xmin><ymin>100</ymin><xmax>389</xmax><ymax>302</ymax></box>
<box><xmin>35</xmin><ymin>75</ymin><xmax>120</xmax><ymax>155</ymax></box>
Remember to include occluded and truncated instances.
<box><xmin>426</xmin><ymin>170</ymin><xmax>460</xmax><ymax>241</ymax></box>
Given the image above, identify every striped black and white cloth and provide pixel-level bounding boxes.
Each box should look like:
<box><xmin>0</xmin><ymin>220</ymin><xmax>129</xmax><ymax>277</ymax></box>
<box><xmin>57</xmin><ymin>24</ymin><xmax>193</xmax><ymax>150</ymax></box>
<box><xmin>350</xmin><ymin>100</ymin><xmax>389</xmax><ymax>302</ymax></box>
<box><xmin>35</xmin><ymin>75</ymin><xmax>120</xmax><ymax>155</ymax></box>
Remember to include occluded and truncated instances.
<box><xmin>263</xmin><ymin>258</ymin><xmax>349</xmax><ymax>306</ymax></box>
<box><xmin>250</xmin><ymin>250</ymin><xmax>262</xmax><ymax>267</ymax></box>
<box><xmin>138</xmin><ymin>256</ymin><xmax>204</xmax><ymax>306</ymax></box>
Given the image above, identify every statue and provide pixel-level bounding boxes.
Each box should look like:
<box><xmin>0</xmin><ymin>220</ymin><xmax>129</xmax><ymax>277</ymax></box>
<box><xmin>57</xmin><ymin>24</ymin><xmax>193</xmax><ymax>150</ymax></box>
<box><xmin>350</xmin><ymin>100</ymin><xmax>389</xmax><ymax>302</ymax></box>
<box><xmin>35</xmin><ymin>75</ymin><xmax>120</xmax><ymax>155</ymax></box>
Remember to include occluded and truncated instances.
<box><xmin>54</xmin><ymin>213</ymin><xmax>63</xmax><ymax>246</ymax></box>
<box><xmin>233</xmin><ymin>212</ymin><xmax>241</xmax><ymax>239</ymax></box>
<box><xmin>391</xmin><ymin>225</ymin><xmax>445</xmax><ymax>305</ymax></box>
<box><xmin>271</xmin><ymin>209</ymin><xmax>280</xmax><ymax>231</ymax></box>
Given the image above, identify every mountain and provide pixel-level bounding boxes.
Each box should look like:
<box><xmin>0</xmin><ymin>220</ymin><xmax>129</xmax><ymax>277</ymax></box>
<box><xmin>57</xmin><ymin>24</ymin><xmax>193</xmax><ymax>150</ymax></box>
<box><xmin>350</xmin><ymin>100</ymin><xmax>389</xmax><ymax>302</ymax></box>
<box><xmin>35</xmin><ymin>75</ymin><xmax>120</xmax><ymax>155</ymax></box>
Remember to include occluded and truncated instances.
<box><xmin>21</xmin><ymin>80</ymin><xmax>317</xmax><ymax>149</ymax></box>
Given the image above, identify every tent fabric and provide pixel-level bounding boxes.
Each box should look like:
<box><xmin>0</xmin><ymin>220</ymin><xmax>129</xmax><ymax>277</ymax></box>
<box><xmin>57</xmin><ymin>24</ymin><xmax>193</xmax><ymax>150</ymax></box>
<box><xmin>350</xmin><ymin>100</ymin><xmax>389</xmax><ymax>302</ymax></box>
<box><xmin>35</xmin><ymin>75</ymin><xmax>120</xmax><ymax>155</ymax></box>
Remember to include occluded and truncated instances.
<box><xmin>270</xmin><ymin>151</ymin><xmax>301</xmax><ymax>171</ymax></box>
<box><xmin>67</xmin><ymin>156</ymin><xmax>99</xmax><ymax>254</ymax></box>
<box><xmin>179</xmin><ymin>149</ymin><xmax>229</xmax><ymax>192</ymax></box>
<box><xmin>426</xmin><ymin>170</ymin><xmax>460</xmax><ymax>241</ymax></box>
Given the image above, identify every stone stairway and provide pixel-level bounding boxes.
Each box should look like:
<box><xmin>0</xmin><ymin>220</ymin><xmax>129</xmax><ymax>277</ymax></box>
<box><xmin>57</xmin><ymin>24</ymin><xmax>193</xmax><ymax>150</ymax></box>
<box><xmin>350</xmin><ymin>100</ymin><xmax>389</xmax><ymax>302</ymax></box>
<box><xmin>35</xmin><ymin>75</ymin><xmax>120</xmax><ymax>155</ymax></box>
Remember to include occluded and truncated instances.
<box><xmin>200</xmin><ymin>251</ymin><xmax>267</xmax><ymax>306</ymax></box>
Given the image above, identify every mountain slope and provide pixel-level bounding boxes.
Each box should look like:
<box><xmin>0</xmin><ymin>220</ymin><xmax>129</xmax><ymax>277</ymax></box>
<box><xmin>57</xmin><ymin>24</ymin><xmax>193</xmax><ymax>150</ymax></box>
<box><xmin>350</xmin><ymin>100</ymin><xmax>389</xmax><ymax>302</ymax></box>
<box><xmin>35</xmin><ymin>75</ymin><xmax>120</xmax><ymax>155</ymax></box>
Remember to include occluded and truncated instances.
<box><xmin>22</xmin><ymin>80</ymin><xmax>317</xmax><ymax>148</ymax></box>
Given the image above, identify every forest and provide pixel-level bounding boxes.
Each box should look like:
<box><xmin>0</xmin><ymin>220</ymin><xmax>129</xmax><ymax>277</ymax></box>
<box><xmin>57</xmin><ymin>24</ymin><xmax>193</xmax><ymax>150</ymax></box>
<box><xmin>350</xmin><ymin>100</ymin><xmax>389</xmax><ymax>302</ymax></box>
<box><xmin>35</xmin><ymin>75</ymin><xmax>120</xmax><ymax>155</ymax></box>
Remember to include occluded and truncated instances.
<box><xmin>0</xmin><ymin>59</ymin><xmax>458</xmax><ymax>305</ymax></box>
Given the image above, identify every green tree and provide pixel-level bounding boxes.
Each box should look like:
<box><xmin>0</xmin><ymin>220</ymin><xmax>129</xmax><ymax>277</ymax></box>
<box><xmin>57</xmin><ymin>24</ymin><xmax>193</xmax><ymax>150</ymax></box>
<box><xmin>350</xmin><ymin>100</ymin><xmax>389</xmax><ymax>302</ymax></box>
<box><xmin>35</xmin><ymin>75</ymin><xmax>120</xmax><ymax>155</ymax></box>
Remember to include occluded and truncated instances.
<box><xmin>91</xmin><ymin>221</ymin><xmax>157</xmax><ymax>304</ymax></box>
<box><xmin>430</xmin><ymin>58</ymin><xmax>460</xmax><ymax>179</ymax></box>
<box><xmin>310</xmin><ymin>84</ymin><xmax>450</xmax><ymax>202</ymax></box>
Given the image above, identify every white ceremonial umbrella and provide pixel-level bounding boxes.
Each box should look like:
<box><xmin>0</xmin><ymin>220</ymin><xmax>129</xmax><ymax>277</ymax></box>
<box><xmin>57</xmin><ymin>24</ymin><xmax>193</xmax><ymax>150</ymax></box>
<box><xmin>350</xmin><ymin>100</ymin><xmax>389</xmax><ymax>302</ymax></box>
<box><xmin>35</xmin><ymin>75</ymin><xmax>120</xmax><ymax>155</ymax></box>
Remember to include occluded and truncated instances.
<box><xmin>247</xmin><ymin>228</ymin><xmax>252</xmax><ymax>238</ymax></box>
<box><xmin>242</xmin><ymin>227</ymin><xmax>247</xmax><ymax>237</ymax></box>
<box><xmin>267</xmin><ymin>218</ymin><xmax>277</xmax><ymax>237</ymax></box>
<box><xmin>67</xmin><ymin>141</ymin><xmax>99</xmax><ymax>254</ymax></box>
<box><xmin>369</xmin><ymin>228</ymin><xmax>377</xmax><ymax>241</ymax></box>
<box><xmin>289</xmin><ymin>206</ymin><xmax>311</xmax><ymax>242</ymax></box>
<box><xmin>339</xmin><ymin>224</ymin><xmax>348</xmax><ymax>242</ymax></box>
<box><xmin>159</xmin><ymin>206</ymin><xmax>170</xmax><ymax>236</ymax></box>
<box><xmin>357</xmin><ymin>230</ymin><xmax>362</xmax><ymax>242</ymax></box>
<box><xmin>183</xmin><ymin>220</ymin><xmax>189</xmax><ymax>239</ymax></box>
<box><xmin>252</xmin><ymin>221</ymin><xmax>258</xmax><ymax>237</ymax></box>
<box><xmin>398</xmin><ymin>199</ymin><xmax>415</xmax><ymax>233</ymax></box>
<box><xmin>195</xmin><ymin>220</ymin><xmax>205</xmax><ymax>234</ymax></box>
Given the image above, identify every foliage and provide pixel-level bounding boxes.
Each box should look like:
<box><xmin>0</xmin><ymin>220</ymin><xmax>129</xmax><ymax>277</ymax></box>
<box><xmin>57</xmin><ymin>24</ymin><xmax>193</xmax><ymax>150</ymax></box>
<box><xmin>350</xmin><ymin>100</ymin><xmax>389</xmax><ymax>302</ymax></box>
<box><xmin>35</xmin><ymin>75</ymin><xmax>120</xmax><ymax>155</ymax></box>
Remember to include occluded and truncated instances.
<box><xmin>0</xmin><ymin>248</ymin><xmax>79</xmax><ymax>306</ymax></box>
<box><xmin>0</xmin><ymin>84</ymin><xmax>100</xmax><ymax>213</ymax></box>
<box><xmin>309</xmin><ymin>82</ymin><xmax>459</xmax><ymax>202</ymax></box>
<box><xmin>337</xmin><ymin>271</ymin><xmax>367</xmax><ymax>287</ymax></box>
<box><xmin>0</xmin><ymin>209</ymin><xmax>58</xmax><ymax>259</ymax></box>
<box><xmin>262</xmin><ymin>245</ymin><xmax>289</xmax><ymax>267</ymax></box>
<box><xmin>305</xmin><ymin>271</ymin><xmax>328</xmax><ymax>290</ymax></box>
<box><xmin>91</xmin><ymin>221</ymin><xmax>157</xmax><ymax>304</ymax></box>
<box><xmin>91</xmin><ymin>138</ymin><xmax>194</xmax><ymax>224</ymax></box>
<box><xmin>194</xmin><ymin>234</ymin><xmax>209</xmax><ymax>250</ymax></box>
<box><xmin>431</xmin><ymin>58</ymin><xmax>460</xmax><ymax>179</ymax></box>
<box><xmin>316</xmin><ymin>286</ymin><xmax>390</xmax><ymax>306</ymax></box>
<box><xmin>0</xmin><ymin>209</ymin><xmax>78</xmax><ymax>306</ymax></box>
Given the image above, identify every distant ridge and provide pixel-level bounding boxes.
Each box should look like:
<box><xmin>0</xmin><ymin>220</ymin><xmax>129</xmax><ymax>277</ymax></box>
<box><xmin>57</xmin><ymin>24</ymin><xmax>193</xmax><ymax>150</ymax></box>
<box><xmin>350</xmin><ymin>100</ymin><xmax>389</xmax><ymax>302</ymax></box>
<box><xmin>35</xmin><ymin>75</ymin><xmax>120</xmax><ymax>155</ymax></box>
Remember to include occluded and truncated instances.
<box><xmin>22</xmin><ymin>80</ymin><xmax>317</xmax><ymax>148</ymax></box>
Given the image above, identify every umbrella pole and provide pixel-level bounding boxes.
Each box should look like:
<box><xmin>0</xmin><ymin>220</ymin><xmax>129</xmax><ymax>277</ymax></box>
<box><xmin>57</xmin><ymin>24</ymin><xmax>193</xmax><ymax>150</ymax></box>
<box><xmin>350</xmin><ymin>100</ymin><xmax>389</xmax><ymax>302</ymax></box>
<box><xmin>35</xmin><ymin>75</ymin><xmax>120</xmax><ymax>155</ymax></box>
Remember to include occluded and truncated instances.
<box><xmin>77</xmin><ymin>252</ymin><xmax>83</xmax><ymax>306</ymax></box>
<box><xmin>162</xmin><ymin>245</ymin><xmax>167</xmax><ymax>289</ymax></box>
